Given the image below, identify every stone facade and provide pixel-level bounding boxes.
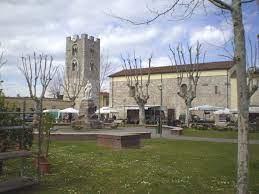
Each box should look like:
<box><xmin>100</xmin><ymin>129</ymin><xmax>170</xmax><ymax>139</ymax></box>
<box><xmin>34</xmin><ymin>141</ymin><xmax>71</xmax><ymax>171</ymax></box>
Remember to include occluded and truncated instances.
<box><xmin>99</xmin><ymin>92</ymin><xmax>109</xmax><ymax>108</ymax></box>
<box><xmin>110</xmin><ymin>63</ymin><xmax>259</xmax><ymax>122</ymax></box>
<box><xmin>230</xmin><ymin>72</ymin><xmax>259</xmax><ymax>109</ymax></box>
<box><xmin>65</xmin><ymin>34</ymin><xmax>100</xmax><ymax>109</ymax></box>
<box><xmin>110</xmin><ymin>71</ymin><xmax>231</xmax><ymax>119</ymax></box>
<box><xmin>4</xmin><ymin>97</ymin><xmax>71</xmax><ymax>112</ymax></box>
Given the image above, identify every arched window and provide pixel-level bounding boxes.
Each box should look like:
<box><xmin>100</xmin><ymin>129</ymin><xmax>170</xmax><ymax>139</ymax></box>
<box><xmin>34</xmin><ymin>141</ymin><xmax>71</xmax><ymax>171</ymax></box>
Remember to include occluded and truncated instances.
<box><xmin>72</xmin><ymin>59</ymin><xmax>78</xmax><ymax>71</ymax></box>
<box><xmin>72</xmin><ymin>44</ymin><xmax>78</xmax><ymax>56</ymax></box>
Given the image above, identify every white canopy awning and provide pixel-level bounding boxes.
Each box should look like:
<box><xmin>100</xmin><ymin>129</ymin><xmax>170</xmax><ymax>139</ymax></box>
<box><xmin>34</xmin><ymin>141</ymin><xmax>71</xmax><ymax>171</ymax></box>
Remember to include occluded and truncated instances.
<box><xmin>228</xmin><ymin>107</ymin><xmax>259</xmax><ymax>114</ymax></box>
<box><xmin>60</xmin><ymin>108</ymin><xmax>79</xmax><ymax>114</ymax></box>
<box><xmin>43</xmin><ymin>109</ymin><xmax>60</xmax><ymax>113</ymax></box>
<box><xmin>214</xmin><ymin>108</ymin><xmax>231</xmax><ymax>115</ymax></box>
<box><xmin>95</xmin><ymin>107</ymin><xmax>119</xmax><ymax>114</ymax></box>
<box><xmin>189</xmin><ymin>105</ymin><xmax>224</xmax><ymax>111</ymax></box>
<box><xmin>214</xmin><ymin>107</ymin><xmax>259</xmax><ymax>114</ymax></box>
<box><xmin>249</xmin><ymin>107</ymin><xmax>259</xmax><ymax>113</ymax></box>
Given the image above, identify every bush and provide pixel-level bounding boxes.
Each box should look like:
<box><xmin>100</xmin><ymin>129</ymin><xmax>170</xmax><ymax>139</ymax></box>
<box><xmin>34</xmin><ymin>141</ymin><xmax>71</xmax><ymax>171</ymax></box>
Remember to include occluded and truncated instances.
<box><xmin>0</xmin><ymin>93</ymin><xmax>33</xmax><ymax>150</ymax></box>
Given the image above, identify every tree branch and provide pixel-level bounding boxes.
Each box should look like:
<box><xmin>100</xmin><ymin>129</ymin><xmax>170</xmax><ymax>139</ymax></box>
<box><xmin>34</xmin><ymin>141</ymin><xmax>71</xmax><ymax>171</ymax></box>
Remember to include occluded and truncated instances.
<box><xmin>208</xmin><ymin>0</ymin><xmax>232</xmax><ymax>10</ymax></box>
<box><xmin>109</xmin><ymin>0</ymin><xmax>180</xmax><ymax>25</ymax></box>
<box><xmin>241</xmin><ymin>0</ymin><xmax>255</xmax><ymax>3</ymax></box>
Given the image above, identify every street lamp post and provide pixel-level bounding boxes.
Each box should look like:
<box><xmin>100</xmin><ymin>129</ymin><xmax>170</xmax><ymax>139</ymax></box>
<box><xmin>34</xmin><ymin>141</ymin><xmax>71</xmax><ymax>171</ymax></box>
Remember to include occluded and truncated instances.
<box><xmin>158</xmin><ymin>84</ymin><xmax>162</xmax><ymax>137</ymax></box>
<box><xmin>123</xmin><ymin>98</ymin><xmax>126</xmax><ymax>125</ymax></box>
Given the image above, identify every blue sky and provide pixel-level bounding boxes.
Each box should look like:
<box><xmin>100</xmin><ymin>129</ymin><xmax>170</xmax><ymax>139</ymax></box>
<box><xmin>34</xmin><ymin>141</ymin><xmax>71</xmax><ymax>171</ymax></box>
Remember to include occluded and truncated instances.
<box><xmin>0</xmin><ymin>0</ymin><xmax>258</xmax><ymax>96</ymax></box>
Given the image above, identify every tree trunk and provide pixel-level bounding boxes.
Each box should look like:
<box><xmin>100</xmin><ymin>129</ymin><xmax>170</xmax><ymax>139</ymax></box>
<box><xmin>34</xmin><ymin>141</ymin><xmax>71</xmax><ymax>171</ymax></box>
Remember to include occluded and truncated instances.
<box><xmin>138</xmin><ymin>103</ymin><xmax>146</xmax><ymax>125</ymax></box>
<box><xmin>232</xmin><ymin>0</ymin><xmax>249</xmax><ymax>193</ymax></box>
<box><xmin>185</xmin><ymin>100</ymin><xmax>191</xmax><ymax>127</ymax></box>
<box><xmin>98</xmin><ymin>88</ymin><xmax>101</xmax><ymax>120</ymax></box>
<box><xmin>0</xmin><ymin>141</ymin><xmax>6</xmax><ymax>175</ymax></box>
<box><xmin>34</xmin><ymin>99</ymin><xmax>44</xmax><ymax>156</ymax></box>
<box><xmin>71</xmin><ymin>100</ymin><xmax>76</xmax><ymax>108</ymax></box>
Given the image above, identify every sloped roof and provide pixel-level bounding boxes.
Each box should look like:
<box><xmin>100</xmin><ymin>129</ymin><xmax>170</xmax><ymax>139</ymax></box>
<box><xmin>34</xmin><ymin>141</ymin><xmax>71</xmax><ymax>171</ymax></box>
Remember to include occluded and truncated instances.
<box><xmin>109</xmin><ymin>61</ymin><xmax>234</xmax><ymax>77</ymax></box>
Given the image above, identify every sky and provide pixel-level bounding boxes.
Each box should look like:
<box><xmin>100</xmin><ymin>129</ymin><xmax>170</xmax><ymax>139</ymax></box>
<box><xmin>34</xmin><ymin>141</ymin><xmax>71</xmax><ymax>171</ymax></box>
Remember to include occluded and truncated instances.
<box><xmin>0</xmin><ymin>0</ymin><xmax>258</xmax><ymax>97</ymax></box>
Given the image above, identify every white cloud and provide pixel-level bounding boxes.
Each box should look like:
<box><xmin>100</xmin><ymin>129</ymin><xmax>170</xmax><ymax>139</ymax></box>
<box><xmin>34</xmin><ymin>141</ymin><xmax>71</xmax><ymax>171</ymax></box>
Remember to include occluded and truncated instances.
<box><xmin>190</xmin><ymin>25</ymin><xmax>232</xmax><ymax>46</ymax></box>
<box><xmin>161</xmin><ymin>25</ymin><xmax>186</xmax><ymax>44</ymax></box>
<box><xmin>0</xmin><ymin>0</ymin><xmax>256</xmax><ymax>96</ymax></box>
<box><xmin>100</xmin><ymin>26</ymin><xmax>160</xmax><ymax>51</ymax></box>
<box><xmin>152</xmin><ymin>56</ymin><xmax>171</xmax><ymax>67</ymax></box>
<box><xmin>142</xmin><ymin>56</ymin><xmax>171</xmax><ymax>67</ymax></box>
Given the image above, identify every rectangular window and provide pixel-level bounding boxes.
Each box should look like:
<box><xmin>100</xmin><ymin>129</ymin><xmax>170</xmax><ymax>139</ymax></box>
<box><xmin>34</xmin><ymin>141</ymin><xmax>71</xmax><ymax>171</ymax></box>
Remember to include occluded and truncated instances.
<box><xmin>215</xmin><ymin>86</ymin><xmax>218</xmax><ymax>94</ymax></box>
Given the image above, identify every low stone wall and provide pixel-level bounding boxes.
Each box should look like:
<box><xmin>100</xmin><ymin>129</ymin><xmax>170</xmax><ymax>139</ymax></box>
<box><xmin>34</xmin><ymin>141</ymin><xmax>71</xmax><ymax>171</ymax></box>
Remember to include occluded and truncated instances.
<box><xmin>97</xmin><ymin>134</ymin><xmax>141</xmax><ymax>149</ymax></box>
<box><xmin>33</xmin><ymin>131</ymin><xmax>151</xmax><ymax>141</ymax></box>
<box><xmin>162</xmin><ymin>125</ymin><xmax>183</xmax><ymax>135</ymax></box>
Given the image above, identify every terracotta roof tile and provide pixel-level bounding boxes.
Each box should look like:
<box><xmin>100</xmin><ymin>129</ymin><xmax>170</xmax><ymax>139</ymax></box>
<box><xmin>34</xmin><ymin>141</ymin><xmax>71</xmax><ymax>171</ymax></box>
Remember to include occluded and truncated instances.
<box><xmin>109</xmin><ymin>61</ymin><xmax>234</xmax><ymax>77</ymax></box>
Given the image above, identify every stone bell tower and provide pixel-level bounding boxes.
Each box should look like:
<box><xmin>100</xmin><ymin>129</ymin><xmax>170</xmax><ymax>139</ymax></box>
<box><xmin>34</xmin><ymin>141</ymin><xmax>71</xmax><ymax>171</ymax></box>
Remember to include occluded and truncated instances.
<box><xmin>65</xmin><ymin>34</ymin><xmax>100</xmax><ymax>108</ymax></box>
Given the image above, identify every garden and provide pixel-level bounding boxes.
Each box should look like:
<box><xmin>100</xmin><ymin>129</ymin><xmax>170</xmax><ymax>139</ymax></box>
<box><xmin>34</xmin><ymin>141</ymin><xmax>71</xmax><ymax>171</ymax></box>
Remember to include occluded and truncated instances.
<box><xmin>3</xmin><ymin>139</ymin><xmax>259</xmax><ymax>194</ymax></box>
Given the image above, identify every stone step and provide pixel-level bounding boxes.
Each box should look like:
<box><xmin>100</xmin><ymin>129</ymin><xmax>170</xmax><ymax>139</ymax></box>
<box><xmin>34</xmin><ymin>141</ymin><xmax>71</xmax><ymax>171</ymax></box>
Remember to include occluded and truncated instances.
<box><xmin>0</xmin><ymin>150</ymin><xmax>32</xmax><ymax>160</ymax></box>
<box><xmin>0</xmin><ymin>177</ymin><xmax>37</xmax><ymax>193</ymax></box>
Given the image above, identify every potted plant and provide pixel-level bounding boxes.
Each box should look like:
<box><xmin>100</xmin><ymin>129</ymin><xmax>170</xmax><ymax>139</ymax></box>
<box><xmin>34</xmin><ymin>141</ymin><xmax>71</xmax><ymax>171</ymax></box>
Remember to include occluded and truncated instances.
<box><xmin>35</xmin><ymin>113</ymin><xmax>55</xmax><ymax>174</ymax></box>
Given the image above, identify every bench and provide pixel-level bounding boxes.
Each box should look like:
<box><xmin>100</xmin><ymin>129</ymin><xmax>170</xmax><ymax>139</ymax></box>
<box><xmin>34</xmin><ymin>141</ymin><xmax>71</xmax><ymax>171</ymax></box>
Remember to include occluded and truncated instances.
<box><xmin>97</xmin><ymin>133</ymin><xmax>141</xmax><ymax>149</ymax></box>
<box><xmin>104</xmin><ymin>122</ymin><xmax>118</xmax><ymax>129</ymax></box>
<box><xmin>162</xmin><ymin>125</ymin><xmax>183</xmax><ymax>135</ymax></box>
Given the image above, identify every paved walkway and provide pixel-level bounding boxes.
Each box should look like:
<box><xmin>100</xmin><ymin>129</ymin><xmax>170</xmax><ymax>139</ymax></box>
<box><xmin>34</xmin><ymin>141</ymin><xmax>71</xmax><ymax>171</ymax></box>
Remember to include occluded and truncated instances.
<box><xmin>159</xmin><ymin>135</ymin><xmax>259</xmax><ymax>144</ymax></box>
<box><xmin>53</xmin><ymin>126</ymin><xmax>259</xmax><ymax>144</ymax></box>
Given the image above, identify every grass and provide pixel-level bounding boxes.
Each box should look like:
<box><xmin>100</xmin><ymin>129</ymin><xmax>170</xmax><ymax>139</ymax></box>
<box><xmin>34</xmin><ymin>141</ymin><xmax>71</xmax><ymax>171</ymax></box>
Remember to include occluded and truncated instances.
<box><xmin>183</xmin><ymin>128</ymin><xmax>259</xmax><ymax>140</ymax></box>
<box><xmin>3</xmin><ymin>139</ymin><xmax>257</xmax><ymax>194</ymax></box>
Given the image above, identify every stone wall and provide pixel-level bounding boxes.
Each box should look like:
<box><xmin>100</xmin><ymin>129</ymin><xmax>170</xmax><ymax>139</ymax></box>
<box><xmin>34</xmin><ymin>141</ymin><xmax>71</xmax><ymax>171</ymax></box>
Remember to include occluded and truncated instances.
<box><xmin>65</xmin><ymin>34</ymin><xmax>100</xmax><ymax>109</ymax></box>
<box><xmin>230</xmin><ymin>75</ymin><xmax>259</xmax><ymax>109</ymax></box>
<box><xmin>110</xmin><ymin>73</ymin><xmax>231</xmax><ymax>119</ymax></box>
<box><xmin>251</xmin><ymin>90</ymin><xmax>259</xmax><ymax>107</ymax></box>
<box><xmin>4</xmin><ymin>97</ymin><xmax>72</xmax><ymax>112</ymax></box>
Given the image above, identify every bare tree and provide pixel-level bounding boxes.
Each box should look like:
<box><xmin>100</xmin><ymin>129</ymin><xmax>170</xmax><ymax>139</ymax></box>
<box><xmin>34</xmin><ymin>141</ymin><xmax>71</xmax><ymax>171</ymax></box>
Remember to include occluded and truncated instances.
<box><xmin>121</xmin><ymin>54</ymin><xmax>152</xmax><ymax>125</ymax></box>
<box><xmin>18</xmin><ymin>52</ymin><xmax>58</xmax><ymax>155</ymax></box>
<box><xmin>113</xmin><ymin>0</ymin><xmax>257</xmax><ymax>191</ymax></box>
<box><xmin>48</xmin><ymin>69</ymin><xmax>64</xmax><ymax>99</ymax></box>
<box><xmin>0</xmin><ymin>44</ymin><xmax>6</xmax><ymax>92</ymax></box>
<box><xmin>91</xmin><ymin>52</ymin><xmax>116</xmax><ymax>118</ymax></box>
<box><xmin>247</xmin><ymin>38</ymin><xmax>259</xmax><ymax>99</ymax></box>
<box><xmin>0</xmin><ymin>50</ymin><xmax>7</xmax><ymax>71</ymax></box>
<box><xmin>100</xmin><ymin>52</ymin><xmax>116</xmax><ymax>92</ymax></box>
<box><xmin>63</xmin><ymin>66</ymin><xmax>85</xmax><ymax>108</ymax></box>
<box><xmin>169</xmin><ymin>42</ymin><xmax>205</xmax><ymax>127</ymax></box>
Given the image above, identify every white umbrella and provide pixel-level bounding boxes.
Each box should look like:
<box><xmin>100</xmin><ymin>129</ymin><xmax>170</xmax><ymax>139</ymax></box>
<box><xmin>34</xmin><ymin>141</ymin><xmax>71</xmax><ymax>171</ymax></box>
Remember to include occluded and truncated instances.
<box><xmin>214</xmin><ymin>108</ymin><xmax>231</xmax><ymax>115</ymax></box>
<box><xmin>249</xmin><ymin>107</ymin><xmax>259</xmax><ymax>113</ymax></box>
<box><xmin>43</xmin><ymin>109</ymin><xmax>60</xmax><ymax>113</ymax></box>
<box><xmin>189</xmin><ymin>105</ymin><xmax>224</xmax><ymax>111</ymax></box>
<box><xmin>95</xmin><ymin>107</ymin><xmax>118</xmax><ymax>114</ymax></box>
<box><xmin>60</xmin><ymin>108</ymin><xmax>79</xmax><ymax>114</ymax></box>
<box><xmin>229</xmin><ymin>107</ymin><xmax>259</xmax><ymax>114</ymax></box>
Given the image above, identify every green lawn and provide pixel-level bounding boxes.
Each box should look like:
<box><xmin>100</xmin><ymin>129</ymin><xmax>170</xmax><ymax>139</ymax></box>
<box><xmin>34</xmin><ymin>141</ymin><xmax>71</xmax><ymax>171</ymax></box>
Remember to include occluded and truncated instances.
<box><xmin>6</xmin><ymin>139</ymin><xmax>258</xmax><ymax>194</ymax></box>
<box><xmin>183</xmin><ymin>128</ymin><xmax>259</xmax><ymax>140</ymax></box>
